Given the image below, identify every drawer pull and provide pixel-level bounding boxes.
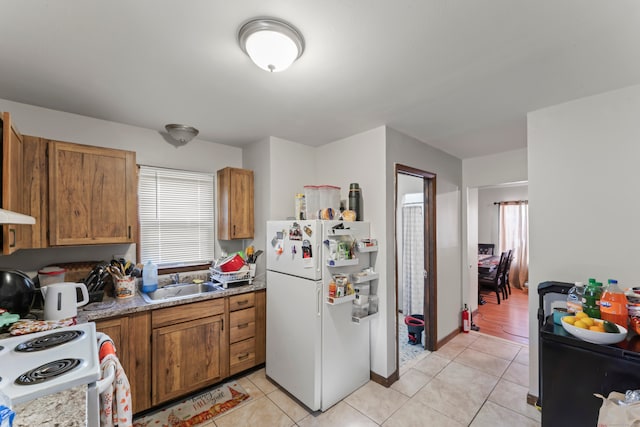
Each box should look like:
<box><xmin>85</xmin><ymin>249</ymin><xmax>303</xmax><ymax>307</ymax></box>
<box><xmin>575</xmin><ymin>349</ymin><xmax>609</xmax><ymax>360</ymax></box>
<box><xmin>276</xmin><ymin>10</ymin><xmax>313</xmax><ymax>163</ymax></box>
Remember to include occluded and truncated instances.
<box><xmin>238</xmin><ymin>352</ymin><xmax>250</xmax><ymax>360</ymax></box>
<box><xmin>237</xmin><ymin>300</ymin><xmax>249</xmax><ymax>306</ymax></box>
<box><xmin>238</xmin><ymin>323</ymin><xmax>249</xmax><ymax>329</ymax></box>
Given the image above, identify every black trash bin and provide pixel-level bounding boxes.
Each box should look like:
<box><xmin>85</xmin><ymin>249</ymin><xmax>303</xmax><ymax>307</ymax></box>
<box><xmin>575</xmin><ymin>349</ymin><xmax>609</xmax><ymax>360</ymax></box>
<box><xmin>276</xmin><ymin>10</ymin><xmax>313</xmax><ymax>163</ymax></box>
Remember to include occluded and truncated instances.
<box><xmin>404</xmin><ymin>314</ymin><xmax>425</xmax><ymax>345</ymax></box>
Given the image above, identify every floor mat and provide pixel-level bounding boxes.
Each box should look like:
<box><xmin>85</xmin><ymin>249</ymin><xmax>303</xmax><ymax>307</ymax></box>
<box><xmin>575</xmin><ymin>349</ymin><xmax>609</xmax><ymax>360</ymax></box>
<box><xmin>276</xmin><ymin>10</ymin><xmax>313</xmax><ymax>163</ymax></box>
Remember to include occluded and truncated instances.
<box><xmin>132</xmin><ymin>381</ymin><xmax>250</xmax><ymax>427</ymax></box>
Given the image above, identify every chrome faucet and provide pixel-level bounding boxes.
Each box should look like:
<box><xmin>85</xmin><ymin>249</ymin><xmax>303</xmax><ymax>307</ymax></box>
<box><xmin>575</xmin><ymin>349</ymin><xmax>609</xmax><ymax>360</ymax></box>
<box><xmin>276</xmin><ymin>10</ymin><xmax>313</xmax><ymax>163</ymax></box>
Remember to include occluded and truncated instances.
<box><xmin>171</xmin><ymin>273</ymin><xmax>180</xmax><ymax>284</ymax></box>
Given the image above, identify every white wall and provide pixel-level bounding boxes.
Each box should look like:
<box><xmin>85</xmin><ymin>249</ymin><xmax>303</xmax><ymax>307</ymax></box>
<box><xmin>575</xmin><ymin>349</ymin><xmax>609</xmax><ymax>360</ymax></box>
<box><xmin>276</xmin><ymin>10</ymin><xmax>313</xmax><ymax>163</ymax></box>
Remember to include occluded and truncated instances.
<box><xmin>242</xmin><ymin>138</ymin><xmax>271</xmax><ymax>279</ymax></box>
<box><xmin>0</xmin><ymin>98</ymin><xmax>242</xmax><ymax>272</ymax></box>
<box><xmin>461</xmin><ymin>149</ymin><xmax>528</xmax><ymax>313</ymax></box>
<box><xmin>527</xmin><ymin>84</ymin><xmax>640</xmax><ymax>399</ymax></box>
<box><xmin>477</xmin><ymin>184</ymin><xmax>528</xmax><ymax>246</ymax></box>
<box><xmin>269</xmin><ymin>137</ymin><xmax>317</xmax><ymax>220</ymax></box>
<box><xmin>385</xmin><ymin>127</ymin><xmax>463</xmax><ymax>366</ymax></box>
<box><xmin>315</xmin><ymin>127</ymin><xmax>389</xmax><ymax>375</ymax></box>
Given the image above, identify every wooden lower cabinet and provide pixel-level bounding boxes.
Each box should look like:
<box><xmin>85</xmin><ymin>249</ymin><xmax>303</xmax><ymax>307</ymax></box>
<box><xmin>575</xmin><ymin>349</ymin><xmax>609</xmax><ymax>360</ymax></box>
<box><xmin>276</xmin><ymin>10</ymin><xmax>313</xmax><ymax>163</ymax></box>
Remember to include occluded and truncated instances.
<box><xmin>94</xmin><ymin>311</ymin><xmax>151</xmax><ymax>414</ymax></box>
<box><xmin>151</xmin><ymin>299</ymin><xmax>228</xmax><ymax>405</ymax></box>
<box><xmin>228</xmin><ymin>289</ymin><xmax>266</xmax><ymax>375</ymax></box>
<box><xmin>94</xmin><ymin>290</ymin><xmax>266</xmax><ymax>414</ymax></box>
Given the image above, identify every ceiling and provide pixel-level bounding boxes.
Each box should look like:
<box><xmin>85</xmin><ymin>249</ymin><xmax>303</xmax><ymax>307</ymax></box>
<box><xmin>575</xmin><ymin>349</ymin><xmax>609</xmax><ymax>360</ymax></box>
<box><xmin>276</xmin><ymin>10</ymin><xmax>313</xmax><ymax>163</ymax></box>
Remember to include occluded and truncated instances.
<box><xmin>1</xmin><ymin>1</ymin><xmax>639</xmax><ymax>159</ymax></box>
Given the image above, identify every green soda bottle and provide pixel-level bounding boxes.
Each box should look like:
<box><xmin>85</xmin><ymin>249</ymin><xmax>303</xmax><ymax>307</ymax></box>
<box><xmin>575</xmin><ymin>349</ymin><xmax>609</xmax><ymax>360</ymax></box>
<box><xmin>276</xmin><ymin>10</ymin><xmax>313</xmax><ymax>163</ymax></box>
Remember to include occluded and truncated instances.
<box><xmin>582</xmin><ymin>280</ymin><xmax>603</xmax><ymax>318</ymax></box>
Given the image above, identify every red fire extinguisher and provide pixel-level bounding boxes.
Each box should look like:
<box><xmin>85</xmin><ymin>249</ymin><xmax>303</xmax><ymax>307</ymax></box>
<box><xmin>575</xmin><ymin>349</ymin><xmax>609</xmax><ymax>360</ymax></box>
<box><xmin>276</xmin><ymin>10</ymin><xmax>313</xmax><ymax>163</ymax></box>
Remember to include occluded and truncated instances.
<box><xmin>462</xmin><ymin>304</ymin><xmax>471</xmax><ymax>333</ymax></box>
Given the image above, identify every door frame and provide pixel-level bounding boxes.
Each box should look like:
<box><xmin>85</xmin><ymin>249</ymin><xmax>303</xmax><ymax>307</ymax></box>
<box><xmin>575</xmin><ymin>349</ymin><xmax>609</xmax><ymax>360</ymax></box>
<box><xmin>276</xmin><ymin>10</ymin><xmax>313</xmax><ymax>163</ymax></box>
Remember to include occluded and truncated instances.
<box><xmin>395</xmin><ymin>164</ymin><xmax>437</xmax><ymax>358</ymax></box>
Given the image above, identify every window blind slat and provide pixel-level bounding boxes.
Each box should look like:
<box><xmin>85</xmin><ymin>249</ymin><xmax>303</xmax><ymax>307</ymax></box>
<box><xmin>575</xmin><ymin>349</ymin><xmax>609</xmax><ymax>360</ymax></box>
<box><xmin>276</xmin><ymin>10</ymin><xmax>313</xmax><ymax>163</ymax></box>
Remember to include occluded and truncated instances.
<box><xmin>138</xmin><ymin>166</ymin><xmax>215</xmax><ymax>266</ymax></box>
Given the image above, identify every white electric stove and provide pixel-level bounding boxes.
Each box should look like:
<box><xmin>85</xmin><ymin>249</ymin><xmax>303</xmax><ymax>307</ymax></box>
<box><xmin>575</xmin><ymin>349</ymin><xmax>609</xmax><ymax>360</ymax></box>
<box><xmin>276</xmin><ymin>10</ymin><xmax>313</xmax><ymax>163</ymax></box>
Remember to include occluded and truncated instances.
<box><xmin>0</xmin><ymin>322</ymin><xmax>101</xmax><ymax>412</ymax></box>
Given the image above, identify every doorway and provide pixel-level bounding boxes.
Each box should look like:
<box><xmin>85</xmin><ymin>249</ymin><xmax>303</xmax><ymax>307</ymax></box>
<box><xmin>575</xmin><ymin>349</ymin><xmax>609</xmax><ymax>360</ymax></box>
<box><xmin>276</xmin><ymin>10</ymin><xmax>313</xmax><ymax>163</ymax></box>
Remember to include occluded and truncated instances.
<box><xmin>473</xmin><ymin>183</ymin><xmax>529</xmax><ymax>344</ymax></box>
<box><xmin>395</xmin><ymin>164</ymin><xmax>437</xmax><ymax>369</ymax></box>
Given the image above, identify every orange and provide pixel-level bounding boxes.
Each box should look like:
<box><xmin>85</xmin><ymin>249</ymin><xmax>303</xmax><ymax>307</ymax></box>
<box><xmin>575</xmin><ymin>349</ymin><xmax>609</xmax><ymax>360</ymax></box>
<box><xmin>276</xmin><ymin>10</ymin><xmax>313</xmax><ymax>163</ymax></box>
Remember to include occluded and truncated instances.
<box><xmin>574</xmin><ymin>320</ymin><xmax>588</xmax><ymax>329</ymax></box>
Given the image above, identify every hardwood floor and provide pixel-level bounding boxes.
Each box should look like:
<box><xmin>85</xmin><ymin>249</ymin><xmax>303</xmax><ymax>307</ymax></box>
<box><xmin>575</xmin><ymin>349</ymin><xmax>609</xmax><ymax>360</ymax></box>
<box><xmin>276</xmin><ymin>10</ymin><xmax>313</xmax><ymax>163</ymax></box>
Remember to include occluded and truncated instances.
<box><xmin>475</xmin><ymin>286</ymin><xmax>530</xmax><ymax>345</ymax></box>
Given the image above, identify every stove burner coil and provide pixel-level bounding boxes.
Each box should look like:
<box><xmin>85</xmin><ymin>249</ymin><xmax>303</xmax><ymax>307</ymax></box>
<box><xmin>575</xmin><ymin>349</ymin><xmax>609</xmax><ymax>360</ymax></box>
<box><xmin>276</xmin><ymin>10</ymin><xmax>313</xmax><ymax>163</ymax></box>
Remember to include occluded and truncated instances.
<box><xmin>15</xmin><ymin>330</ymin><xmax>84</xmax><ymax>352</ymax></box>
<box><xmin>15</xmin><ymin>358</ymin><xmax>82</xmax><ymax>385</ymax></box>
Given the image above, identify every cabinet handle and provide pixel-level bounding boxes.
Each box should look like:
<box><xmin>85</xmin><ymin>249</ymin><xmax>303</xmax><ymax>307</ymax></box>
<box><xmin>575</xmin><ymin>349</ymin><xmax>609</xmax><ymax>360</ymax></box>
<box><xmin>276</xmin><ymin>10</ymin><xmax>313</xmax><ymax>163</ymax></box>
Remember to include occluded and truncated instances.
<box><xmin>238</xmin><ymin>352</ymin><xmax>250</xmax><ymax>360</ymax></box>
<box><xmin>128</xmin><ymin>226</ymin><xmax>131</xmax><ymax>239</ymax></box>
<box><xmin>238</xmin><ymin>323</ymin><xmax>249</xmax><ymax>329</ymax></box>
<box><xmin>221</xmin><ymin>318</ymin><xmax>224</xmax><ymax>331</ymax></box>
<box><xmin>9</xmin><ymin>228</ymin><xmax>16</xmax><ymax>248</ymax></box>
<box><xmin>237</xmin><ymin>300</ymin><xmax>249</xmax><ymax>306</ymax></box>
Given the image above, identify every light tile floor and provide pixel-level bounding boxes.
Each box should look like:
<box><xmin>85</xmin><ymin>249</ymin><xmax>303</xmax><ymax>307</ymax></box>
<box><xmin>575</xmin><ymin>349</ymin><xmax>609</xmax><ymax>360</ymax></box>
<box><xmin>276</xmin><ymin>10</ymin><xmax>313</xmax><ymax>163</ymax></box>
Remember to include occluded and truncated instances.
<box><xmin>193</xmin><ymin>331</ymin><xmax>541</xmax><ymax>427</ymax></box>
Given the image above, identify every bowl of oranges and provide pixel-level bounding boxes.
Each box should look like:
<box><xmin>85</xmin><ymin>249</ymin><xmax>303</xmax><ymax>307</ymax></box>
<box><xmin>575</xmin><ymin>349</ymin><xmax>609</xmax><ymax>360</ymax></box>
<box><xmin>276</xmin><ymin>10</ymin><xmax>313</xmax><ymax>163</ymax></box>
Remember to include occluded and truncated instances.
<box><xmin>561</xmin><ymin>311</ymin><xmax>627</xmax><ymax>345</ymax></box>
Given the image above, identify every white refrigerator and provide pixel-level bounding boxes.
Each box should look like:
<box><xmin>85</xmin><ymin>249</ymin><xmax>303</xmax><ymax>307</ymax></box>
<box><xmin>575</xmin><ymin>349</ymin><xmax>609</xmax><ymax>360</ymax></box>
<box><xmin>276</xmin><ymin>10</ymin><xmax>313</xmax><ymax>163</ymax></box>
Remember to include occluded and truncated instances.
<box><xmin>266</xmin><ymin>220</ymin><xmax>371</xmax><ymax>411</ymax></box>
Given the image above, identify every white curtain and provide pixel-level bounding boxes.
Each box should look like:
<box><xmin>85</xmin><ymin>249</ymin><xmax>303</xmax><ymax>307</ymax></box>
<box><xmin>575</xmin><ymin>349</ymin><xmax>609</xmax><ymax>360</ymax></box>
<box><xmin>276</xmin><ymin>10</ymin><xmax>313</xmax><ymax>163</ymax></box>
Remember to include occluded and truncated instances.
<box><xmin>402</xmin><ymin>204</ymin><xmax>424</xmax><ymax>315</ymax></box>
<box><xmin>499</xmin><ymin>202</ymin><xmax>529</xmax><ymax>289</ymax></box>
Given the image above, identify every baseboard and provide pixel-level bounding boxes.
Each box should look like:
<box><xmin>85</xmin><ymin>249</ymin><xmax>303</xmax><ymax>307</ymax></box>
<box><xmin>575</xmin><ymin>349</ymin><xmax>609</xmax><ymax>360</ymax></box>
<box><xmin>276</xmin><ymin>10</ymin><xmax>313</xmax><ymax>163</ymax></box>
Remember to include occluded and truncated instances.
<box><xmin>436</xmin><ymin>328</ymin><xmax>459</xmax><ymax>349</ymax></box>
<box><xmin>370</xmin><ymin>369</ymin><xmax>399</xmax><ymax>388</ymax></box>
<box><xmin>527</xmin><ymin>393</ymin><xmax>539</xmax><ymax>407</ymax></box>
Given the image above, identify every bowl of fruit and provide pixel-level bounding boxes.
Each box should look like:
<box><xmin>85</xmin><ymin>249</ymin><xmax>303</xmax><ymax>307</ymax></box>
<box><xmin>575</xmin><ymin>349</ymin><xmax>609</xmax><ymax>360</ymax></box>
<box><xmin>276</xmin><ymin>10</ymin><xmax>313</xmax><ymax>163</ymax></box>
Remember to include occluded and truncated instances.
<box><xmin>561</xmin><ymin>312</ymin><xmax>627</xmax><ymax>345</ymax></box>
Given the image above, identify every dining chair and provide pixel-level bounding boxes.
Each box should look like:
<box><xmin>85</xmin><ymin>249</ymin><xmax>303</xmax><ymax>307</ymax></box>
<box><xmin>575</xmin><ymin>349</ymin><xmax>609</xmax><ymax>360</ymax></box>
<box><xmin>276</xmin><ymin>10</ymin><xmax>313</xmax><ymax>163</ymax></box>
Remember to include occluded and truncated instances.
<box><xmin>502</xmin><ymin>249</ymin><xmax>513</xmax><ymax>296</ymax></box>
<box><xmin>478</xmin><ymin>251</ymin><xmax>507</xmax><ymax>304</ymax></box>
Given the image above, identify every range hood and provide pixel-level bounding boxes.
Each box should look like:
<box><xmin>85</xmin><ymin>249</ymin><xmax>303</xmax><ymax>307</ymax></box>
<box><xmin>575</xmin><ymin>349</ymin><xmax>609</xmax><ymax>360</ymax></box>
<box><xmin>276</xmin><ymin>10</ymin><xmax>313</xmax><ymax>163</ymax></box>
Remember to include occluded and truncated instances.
<box><xmin>0</xmin><ymin>208</ymin><xmax>35</xmax><ymax>224</ymax></box>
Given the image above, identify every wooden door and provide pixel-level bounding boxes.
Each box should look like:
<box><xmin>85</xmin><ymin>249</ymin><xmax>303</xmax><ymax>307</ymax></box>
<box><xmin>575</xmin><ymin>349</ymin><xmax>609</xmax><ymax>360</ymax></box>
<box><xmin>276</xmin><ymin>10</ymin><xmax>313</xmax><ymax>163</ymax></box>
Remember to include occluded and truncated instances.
<box><xmin>1</xmin><ymin>112</ymin><xmax>30</xmax><ymax>254</ymax></box>
<box><xmin>152</xmin><ymin>314</ymin><xmax>226</xmax><ymax>404</ymax></box>
<box><xmin>48</xmin><ymin>141</ymin><xmax>137</xmax><ymax>245</ymax></box>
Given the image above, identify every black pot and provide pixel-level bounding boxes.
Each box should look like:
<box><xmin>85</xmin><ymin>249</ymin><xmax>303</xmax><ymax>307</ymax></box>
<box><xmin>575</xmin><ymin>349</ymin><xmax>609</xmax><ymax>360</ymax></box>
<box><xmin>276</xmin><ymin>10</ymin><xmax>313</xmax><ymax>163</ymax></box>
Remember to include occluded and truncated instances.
<box><xmin>0</xmin><ymin>269</ymin><xmax>35</xmax><ymax>317</ymax></box>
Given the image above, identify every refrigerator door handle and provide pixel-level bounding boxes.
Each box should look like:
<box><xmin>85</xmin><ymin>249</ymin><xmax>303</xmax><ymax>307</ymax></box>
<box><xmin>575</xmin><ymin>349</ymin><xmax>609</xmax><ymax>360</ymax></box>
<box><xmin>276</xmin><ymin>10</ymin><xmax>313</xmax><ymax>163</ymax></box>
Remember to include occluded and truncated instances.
<box><xmin>316</xmin><ymin>244</ymin><xmax>321</xmax><ymax>273</ymax></box>
<box><xmin>317</xmin><ymin>286</ymin><xmax>321</xmax><ymax>316</ymax></box>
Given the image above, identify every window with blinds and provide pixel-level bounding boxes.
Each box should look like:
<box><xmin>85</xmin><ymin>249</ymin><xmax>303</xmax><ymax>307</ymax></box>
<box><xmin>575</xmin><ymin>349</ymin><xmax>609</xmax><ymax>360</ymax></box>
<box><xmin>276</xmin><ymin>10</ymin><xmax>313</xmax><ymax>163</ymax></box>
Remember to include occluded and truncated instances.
<box><xmin>138</xmin><ymin>166</ymin><xmax>215</xmax><ymax>267</ymax></box>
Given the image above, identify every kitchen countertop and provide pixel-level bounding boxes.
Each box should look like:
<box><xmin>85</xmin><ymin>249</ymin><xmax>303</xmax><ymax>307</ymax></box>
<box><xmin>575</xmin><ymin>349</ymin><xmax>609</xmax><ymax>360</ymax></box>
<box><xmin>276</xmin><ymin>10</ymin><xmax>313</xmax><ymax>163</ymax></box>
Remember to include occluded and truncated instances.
<box><xmin>79</xmin><ymin>279</ymin><xmax>266</xmax><ymax>322</ymax></box>
<box><xmin>13</xmin><ymin>385</ymin><xmax>87</xmax><ymax>427</ymax></box>
<box><xmin>6</xmin><ymin>279</ymin><xmax>266</xmax><ymax>425</ymax></box>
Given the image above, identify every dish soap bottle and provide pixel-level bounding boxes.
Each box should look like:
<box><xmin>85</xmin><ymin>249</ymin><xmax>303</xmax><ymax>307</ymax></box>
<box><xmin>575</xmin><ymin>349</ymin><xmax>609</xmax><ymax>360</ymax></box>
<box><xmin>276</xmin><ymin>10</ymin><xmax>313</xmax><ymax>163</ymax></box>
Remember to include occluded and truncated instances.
<box><xmin>142</xmin><ymin>260</ymin><xmax>158</xmax><ymax>293</ymax></box>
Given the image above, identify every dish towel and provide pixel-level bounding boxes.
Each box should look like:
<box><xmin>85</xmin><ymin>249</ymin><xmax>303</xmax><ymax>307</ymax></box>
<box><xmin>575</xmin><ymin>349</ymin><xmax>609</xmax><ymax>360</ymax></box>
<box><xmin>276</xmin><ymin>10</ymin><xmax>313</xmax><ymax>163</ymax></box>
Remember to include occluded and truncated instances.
<box><xmin>98</xmin><ymin>334</ymin><xmax>132</xmax><ymax>427</ymax></box>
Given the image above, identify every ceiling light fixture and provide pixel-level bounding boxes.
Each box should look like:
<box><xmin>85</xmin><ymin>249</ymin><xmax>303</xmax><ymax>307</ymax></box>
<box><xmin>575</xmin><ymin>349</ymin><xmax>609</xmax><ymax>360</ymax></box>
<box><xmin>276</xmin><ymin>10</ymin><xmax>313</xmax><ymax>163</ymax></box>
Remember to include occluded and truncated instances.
<box><xmin>165</xmin><ymin>124</ymin><xmax>199</xmax><ymax>145</ymax></box>
<box><xmin>238</xmin><ymin>18</ymin><xmax>305</xmax><ymax>72</ymax></box>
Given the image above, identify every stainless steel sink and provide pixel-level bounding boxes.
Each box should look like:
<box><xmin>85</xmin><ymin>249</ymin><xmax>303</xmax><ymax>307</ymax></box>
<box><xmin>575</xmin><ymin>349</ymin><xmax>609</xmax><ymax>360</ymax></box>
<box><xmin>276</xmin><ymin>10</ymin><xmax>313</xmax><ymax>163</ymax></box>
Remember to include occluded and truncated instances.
<box><xmin>139</xmin><ymin>282</ymin><xmax>223</xmax><ymax>303</ymax></box>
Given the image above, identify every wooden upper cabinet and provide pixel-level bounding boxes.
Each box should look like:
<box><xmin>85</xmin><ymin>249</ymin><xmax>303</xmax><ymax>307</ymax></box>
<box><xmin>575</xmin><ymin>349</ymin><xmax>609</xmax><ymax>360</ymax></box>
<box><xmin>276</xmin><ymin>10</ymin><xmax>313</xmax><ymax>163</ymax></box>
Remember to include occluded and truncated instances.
<box><xmin>217</xmin><ymin>167</ymin><xmax>254</xmax><ymax>240</ymax></box>
<box><xmin>48</xmin><ymin>141</ymin><xmax>137</xmax><ymax>246</ymax></box>
<box><xmin>1</xmin><ymin>112</ymin><xmax>31</xmax><ymax>255</ymax></box>
<box><xmin>22</xmin><ymin>135</ymin><xmax>49</xmax><ymax>249</ymax></box>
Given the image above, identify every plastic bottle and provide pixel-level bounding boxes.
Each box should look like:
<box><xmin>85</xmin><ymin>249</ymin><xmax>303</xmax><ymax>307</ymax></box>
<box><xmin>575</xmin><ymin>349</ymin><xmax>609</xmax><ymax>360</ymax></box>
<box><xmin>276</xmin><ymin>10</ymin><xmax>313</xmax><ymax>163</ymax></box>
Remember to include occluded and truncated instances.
<box><xmin>294</xmin><ymin>193</ymin><xmax>306</xmax><ymax>220</ymax></box>
<box><xmin>566</xmin><ymin>281</ymin><xmax>585</xmax><ymax>313</ymax></box>
<box><xmin>582</xmin><ymin>280</ymin><xmax>603</xmax><ymax>318</ymax></box>
<box><xmin>600</xmin><ymin>279</ymin><xmax>629</xmax><ymax>327</ymax></box>
<box><xmin>142</xmin><ymin>260</ymin><xmax>158</xmax><ymax>292</ymax></box>
<box><xmin>348</xmin><ymin>183</ymin><xmax>362</xmax><ymax>221</ymax></box>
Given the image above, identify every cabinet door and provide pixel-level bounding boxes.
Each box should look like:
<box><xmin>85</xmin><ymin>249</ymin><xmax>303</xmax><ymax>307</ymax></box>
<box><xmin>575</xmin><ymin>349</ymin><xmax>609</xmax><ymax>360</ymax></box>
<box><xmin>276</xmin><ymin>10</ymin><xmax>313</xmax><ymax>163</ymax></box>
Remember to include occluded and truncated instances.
<box><xmin>94</xmin><ymin>317</ymin><xmax>129</xmax><ymax>369</ymax></box>
<box><xmin>22</xmin><ymin>135</ymin><xmax>48</xmax><ymax>248</ymax></box>
<box><xmin>1</xmin><ymin>112</ymin><xmax>29</xmax><ymax>254</ymax></box>
<box><xmin>152</xmin><ymin>314</ymin><xmax>228</xmax><ymax>405</ymax></box>
<box><xmin>217</xmin><ymin>167</ymin><xmax>254</xmax><ymax>239</ymax></box>
<box><xmin>95</xmin><ymin>313</ymin><xmax>152</xmax><ymax>415</ymax></box>
<box><xmin>48</xmin><ymin>141</ymin><xmax>137</xmax><ymax>245</ymax></box>
<box><xmin>255</xmin><ymin>289</ymin><xmax>266</xmax><ymax>364</ymax></box>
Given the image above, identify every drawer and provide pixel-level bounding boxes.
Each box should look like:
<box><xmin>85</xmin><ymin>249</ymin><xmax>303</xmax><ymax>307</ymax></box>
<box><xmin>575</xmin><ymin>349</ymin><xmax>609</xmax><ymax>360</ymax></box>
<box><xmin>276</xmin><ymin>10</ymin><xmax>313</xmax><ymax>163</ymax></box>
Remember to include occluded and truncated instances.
<box><xmin>229</xmin><ymin>338</ymin><xmax>256</xmax><ymax>375</ymax></box>
<box><xmin>152</xmin><ymin>298</ymin><xmax>225</xmax><ymax>329</ymax></box>
<box><xmin>230</xmin><ymin>307</ymin><xmax>255</xmax><ymax>344</ymax></box>
<box><xmin>229</xmin><ymin>292</ymin><xmax>255</xmax><ymax>312</ymax></box>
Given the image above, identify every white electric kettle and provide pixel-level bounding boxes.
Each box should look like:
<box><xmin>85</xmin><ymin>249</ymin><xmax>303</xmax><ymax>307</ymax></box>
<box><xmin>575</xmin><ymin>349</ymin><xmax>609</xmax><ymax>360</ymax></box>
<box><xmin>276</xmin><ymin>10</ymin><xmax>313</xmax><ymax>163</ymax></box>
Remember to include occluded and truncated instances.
<box><xmin>41</xmin><ymin>282</ymin><xmax>89</xmax><ymax>320</ymax></box>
